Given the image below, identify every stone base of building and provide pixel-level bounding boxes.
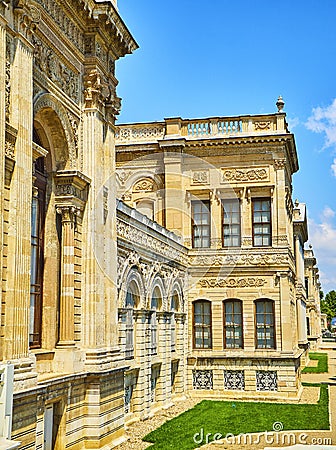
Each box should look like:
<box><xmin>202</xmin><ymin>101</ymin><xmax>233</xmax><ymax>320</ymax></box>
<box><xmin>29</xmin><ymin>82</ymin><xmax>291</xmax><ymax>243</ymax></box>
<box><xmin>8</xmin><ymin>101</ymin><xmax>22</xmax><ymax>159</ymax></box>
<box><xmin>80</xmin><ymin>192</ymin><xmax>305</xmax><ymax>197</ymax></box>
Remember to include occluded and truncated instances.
<box><xmin>11</xmin><ymin>368</ymin><xmax>127</xmax><ymax>450</ymax></box>
<box><xmin>187</xmin><ymin>356</ymin><xmax>302</xmax><ymax>402</ymax></box>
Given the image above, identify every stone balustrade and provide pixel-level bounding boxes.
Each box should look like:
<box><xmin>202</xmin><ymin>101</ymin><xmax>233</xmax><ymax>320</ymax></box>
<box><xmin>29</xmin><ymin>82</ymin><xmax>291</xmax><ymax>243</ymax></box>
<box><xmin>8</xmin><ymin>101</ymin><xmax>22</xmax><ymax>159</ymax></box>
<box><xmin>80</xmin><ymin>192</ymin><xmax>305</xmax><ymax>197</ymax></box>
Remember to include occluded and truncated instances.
<box><xmin>115</xmin><ymin>113</ymin><xmax>289</xmax><ymax>144</ymax></box>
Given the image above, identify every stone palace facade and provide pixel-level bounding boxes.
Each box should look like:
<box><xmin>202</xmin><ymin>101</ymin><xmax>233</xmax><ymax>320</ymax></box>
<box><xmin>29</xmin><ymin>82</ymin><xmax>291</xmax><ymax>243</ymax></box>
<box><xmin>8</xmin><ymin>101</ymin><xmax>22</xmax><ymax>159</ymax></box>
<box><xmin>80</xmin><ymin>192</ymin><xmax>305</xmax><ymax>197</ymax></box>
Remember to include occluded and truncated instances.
<box><xmin>0</xmin><ymin>0</ymin><xmax>321</xmax><ymax>449</ymax></box>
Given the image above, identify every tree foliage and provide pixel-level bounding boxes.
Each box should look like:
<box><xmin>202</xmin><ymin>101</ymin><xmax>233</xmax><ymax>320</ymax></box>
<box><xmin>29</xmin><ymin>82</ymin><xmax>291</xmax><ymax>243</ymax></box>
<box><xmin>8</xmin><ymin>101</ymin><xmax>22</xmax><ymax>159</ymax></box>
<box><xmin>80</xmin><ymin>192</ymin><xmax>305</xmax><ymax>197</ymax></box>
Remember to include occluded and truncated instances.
<box><xmin>320</xmin><ymin>290</ymin><xmax>336</xmax><ymax>324</ymax></box>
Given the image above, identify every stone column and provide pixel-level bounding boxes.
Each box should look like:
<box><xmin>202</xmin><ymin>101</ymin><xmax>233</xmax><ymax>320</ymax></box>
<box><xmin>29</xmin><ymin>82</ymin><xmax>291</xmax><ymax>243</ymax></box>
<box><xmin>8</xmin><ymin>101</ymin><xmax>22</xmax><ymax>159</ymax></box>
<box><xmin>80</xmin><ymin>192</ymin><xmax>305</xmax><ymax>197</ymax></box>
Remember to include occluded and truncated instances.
<box><xmin>174</xmin><ymin>313</ymin><xmax>186</xmax><ymax>396</ymax></box>
<box><xmin>4</xmin><ymin>29</ymin><xmax>36</xmax><ymax>386</ymax></box>
<box><xmin>56</xmin><ymin>206</ymin><xmax>77</xmax><ymax>347</ymax></box>
<box><xmin>0</xmin><ymin>14</ymin><xmax>6</xmax><ymax>361</ymax></box>
<box><xmin>210</xmin><ymin>191</ymin><xmax>222</xmax><ymax>249</ymax></box>
<box><xmin>160</xmin><ymin>141</ymin><xmax>186</xmax><ymax>236</ymax></box>
<box><xmin>133</xmin><ymin>310</ymin><xmax>149</xmax><ymax>418</ymax></box>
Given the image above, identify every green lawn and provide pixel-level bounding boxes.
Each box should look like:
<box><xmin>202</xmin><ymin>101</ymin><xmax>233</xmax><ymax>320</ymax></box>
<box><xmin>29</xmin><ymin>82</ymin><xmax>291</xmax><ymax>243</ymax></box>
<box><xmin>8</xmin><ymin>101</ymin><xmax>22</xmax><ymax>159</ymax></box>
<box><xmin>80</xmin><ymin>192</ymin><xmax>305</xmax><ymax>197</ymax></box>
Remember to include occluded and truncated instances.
<box><xmin>302</xmin><ymin>352</ymin><xmax>328</xmax><ymax>373</ymax></box>
<box><xmin>143</xmin><ymin>384</ymin><xmax>329</xmax><ymax>450</ymax></box>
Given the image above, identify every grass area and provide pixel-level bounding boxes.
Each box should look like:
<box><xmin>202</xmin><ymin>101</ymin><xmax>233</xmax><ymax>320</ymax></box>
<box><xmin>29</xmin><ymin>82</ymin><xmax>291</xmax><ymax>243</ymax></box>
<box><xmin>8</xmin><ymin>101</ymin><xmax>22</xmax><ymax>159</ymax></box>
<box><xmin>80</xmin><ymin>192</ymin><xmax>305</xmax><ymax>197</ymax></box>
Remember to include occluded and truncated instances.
<box><xmin>143</xmin><ymin>384</ymin><xmax>329</xmax><ymax>450</ymax></box>
<box><xmin>302</xmin><ymin>352</ymin><xmax>328</xmax><ymax>373</ymax></box>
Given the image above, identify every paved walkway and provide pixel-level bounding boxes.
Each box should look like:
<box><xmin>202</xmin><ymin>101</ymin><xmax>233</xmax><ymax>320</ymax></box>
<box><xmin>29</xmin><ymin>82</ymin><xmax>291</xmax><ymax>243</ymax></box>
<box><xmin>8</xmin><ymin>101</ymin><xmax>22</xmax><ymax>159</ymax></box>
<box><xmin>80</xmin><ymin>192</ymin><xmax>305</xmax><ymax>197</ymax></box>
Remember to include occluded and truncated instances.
<box><xmin>116</xmin><ymin>349</ymin><xmax>336</xmax><ymax>449</ymax></box>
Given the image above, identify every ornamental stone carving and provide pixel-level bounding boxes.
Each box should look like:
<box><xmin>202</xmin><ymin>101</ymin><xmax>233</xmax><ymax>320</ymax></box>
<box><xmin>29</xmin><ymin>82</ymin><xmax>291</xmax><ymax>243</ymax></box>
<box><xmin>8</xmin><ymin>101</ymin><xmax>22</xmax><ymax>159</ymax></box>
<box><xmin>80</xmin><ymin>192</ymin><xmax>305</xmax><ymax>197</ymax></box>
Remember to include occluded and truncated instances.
<box><xmin>33</xmin><ymin>0</ymin><xmax>84</xmax><ymax>51</ymax></box>
<box><xmin>254</xmin><ymin>121</ymin><xmax>271</xmax><ymax>131</ymax></box>
<box><xmin>5</xmin><ymin>35</ymin><xmax>12</xmax><ymax>123</ymax></box>
<box><xmin>198</xmin><ymin>277</ymin><xmax>266</xmax><ymax>288</ymax></box>
<box><xmin>84</xmin><ymin>68</ymin><xmax>113</xmax><ymax>109</ymax></box>
<box><xmin>33</xmin><ymin>36</ymin><xmax>79</xmax><ymax>103</ymax></box>
<box><xmin>191</xmin><ymin>252</ymin><xmax>289</xmax><ymax>267</ymax></box>
<box><xmin>191</xmin><ymin>170</ymin><xmax>209</xmax><ymax>185</ymax></box>
<box><xmin>54</xmin><ymin>170</ymin><xmax>90</xmax><ymax>214</ymax></box>
<box><xmin>222</xmin><ymin>168</ymin><xmax>268</xmax><ymax>183</ymax></box>
<box><xmin>133</xmin><ymin>178</ymin><xmax>156</xmax><ymax>192</ymax></box>
<box><xmin>273</xmin><ymin>159</ymin><xmax>286</xmax><ymax>170</ymax></box>
<box><xmin>116</xmin><ymin>169</ymin><xmax>131</xmax><ymax>186</ymax></box>
<box><xmin>115</xmin><ymin>125</ymin><xmax>165</xmax><ymax>142</ymax></box>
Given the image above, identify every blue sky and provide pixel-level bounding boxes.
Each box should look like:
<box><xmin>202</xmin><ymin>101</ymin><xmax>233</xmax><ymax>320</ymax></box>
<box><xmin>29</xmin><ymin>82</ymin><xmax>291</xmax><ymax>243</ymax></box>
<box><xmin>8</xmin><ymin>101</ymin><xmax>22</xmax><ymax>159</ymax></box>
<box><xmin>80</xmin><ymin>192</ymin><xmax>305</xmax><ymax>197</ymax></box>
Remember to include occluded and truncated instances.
<box><xmin>116</xmin><ymin>0</ymin><xmax>336</xmax><ymax>293</ymax></box>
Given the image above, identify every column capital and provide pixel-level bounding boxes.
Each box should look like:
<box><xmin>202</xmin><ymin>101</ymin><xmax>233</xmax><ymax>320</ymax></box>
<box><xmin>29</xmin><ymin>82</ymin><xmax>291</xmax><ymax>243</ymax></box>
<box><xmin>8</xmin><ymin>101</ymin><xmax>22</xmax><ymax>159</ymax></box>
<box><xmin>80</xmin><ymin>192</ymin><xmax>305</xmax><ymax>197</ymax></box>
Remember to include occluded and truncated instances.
<box><xmin>54</xmin><ymin>170</ymin><xmax>91</xmax><ymax>215</ymax></box>
<box><xmin>56</xmin><ymin>205</ymin><xmax>80</xmax><ymax>223</ymax></box>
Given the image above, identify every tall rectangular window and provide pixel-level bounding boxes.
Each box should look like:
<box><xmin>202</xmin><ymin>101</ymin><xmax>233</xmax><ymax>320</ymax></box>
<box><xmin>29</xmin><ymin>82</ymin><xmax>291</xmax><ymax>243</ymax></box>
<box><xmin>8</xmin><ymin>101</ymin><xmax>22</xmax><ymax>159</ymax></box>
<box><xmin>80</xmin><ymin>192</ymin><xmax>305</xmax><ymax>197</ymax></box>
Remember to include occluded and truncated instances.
<box><xmin>193</xmin><ymin>300</ymin><xmax>212</xmax><ymax>349</ymax></box>
<box><xmin>30</xmin><ymin>161</ymin><xmax>46</xmax><ymax>348</ymax></box>
<box><xmin>255</xmin><ymin>300</ymin><xmax>275</xmax><ymax>349</ymax></box>
<box><xmin>222</xmin><ymin>199</ymin><xmax>241</xmax><ymax>247</ymax></box>
<box><xmin>191</xmin><ymin>200</ymin><xmax>210</xmax><ymax>248</ymax></box>
<box><xmin>252</xmin><ymin>198</ymin><xmax>271</xmax><ymax>246</ymax></box>
<box><xmin>224</xmin><ymin>300</ymin><xmax>243</xmax><ymax>348</ymax></box>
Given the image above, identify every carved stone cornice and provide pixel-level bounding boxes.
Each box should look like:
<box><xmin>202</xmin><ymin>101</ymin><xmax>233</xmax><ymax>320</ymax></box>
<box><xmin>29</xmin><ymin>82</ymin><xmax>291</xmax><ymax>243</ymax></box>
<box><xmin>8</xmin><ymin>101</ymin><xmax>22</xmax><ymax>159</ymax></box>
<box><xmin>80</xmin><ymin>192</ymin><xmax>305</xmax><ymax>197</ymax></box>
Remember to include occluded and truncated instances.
<box><xmin>54</xmin><ymin>170</ymin><xmax>90</xmax><ymax>213</ymax></box>
<box><xmin>198</xmin><ymin>277</ymin><xmax>267</xmax><ymax>289</ymax></box>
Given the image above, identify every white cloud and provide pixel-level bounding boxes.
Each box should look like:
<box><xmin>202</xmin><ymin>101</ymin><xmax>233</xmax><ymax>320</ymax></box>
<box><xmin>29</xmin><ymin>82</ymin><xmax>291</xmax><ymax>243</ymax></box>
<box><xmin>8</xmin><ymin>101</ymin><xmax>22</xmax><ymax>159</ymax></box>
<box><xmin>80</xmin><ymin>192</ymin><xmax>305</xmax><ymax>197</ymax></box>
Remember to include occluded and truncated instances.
<box><xmin>287</xmin><ymin>116</ymin><xmax>299</xmax><ymax>131</ymax></box>
<box><xmin>332</xmin><ymin>158</ymin><xmax>336</xmax><ymax>177</ymax></box>
<box><xmin>308</xmin><ymin>211</ymin><xmax>336</xmax><ymax>293</ymax></box>
<box><xmin>306</xmin><ymin>99</ymin><xmax>336</xmax><ymax>176</ymax></box>
<box><xmin>306</xmin><ymin>99</ymin><xmax>336</xmax><ymax>147</ymax></box>
<box><xmin>322</xmin><ymin>206</ymin><xmax>335</xmax><ymax>219</ymax></box>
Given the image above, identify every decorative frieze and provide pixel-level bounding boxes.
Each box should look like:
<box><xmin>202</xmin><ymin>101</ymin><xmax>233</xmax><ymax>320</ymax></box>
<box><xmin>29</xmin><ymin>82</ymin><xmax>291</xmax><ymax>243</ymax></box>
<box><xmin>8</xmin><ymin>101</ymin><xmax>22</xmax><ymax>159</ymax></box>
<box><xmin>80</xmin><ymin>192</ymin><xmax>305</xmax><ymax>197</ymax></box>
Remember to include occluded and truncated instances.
<box><xmin>193</xmin><ymin>370</ymin><xmax>213</xmax><ymax>390</ymax></box>
<box><xmin>33</xmin><ymin>36</ymin><xmax>79</xmax><ymax>103</ymax></box>
<box><xmin>191</xmin><ymin>252</ymin><xmax>289</xmax><ymax>267</ymax></box>
<box><xmin>222</xmin><ymin>167</ymin><xmax>268</xmax><ymax>183</ymax></box>
<box><xmin>224</xmin><ymin>370</ymin><xmax>245</xmax><ymax>390</ymax></box>
<box><xmin>256</xmin><ymin>371</ymin><xmax>278</xmax><ymax>391</ymax></box>
<box><xmin>191</xmin><ymin>170</ymin><xmax>209</xmax><ymax>185</ymax></box>
<box><xmin>115</xmin><ymin>125</ymin><xmax>165</xmax><ymax>143</ymax></box>
<box><xmin>198</xmin><ymin>277</ymin><xmax>266</xmax><ymax>289</ymax></box>
<box><xmin>33</xmin><ymin>0</ymin><xmax>84</xmax><ymax>51</ymax></box>
<box><xmin>117</xmin><ymin>221</ymin><xmax>187</xmax><ymax>266</ymax></box>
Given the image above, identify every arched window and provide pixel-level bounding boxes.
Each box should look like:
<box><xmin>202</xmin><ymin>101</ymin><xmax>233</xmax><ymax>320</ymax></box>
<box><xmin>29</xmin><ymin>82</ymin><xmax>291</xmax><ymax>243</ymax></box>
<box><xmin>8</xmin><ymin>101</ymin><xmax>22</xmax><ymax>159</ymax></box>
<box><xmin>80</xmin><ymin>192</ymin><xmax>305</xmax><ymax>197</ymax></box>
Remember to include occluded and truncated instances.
<box><xmin>171</xmin><ymin>292</ymin><xmax>179</xmax><ymax>352</ymax></box>
<box><xmin>255</xmin><ymin>299</ymin><xmax>275</xmax><ymax>349</ymax></box>
<box><xmin>150</xmin><ymin>286</ymin><xmax>162</xmax><ymax>355</ymax></box>
<box><xmin>125</xmin><ymin>281</ymin><xmax>140</xmax><ymax>359</ymax></box>
<box><xmin>223</xmin><ymin>299</ymin><xmax>243</xmax><ymax>349</ymax></box>
<box><xmin>193</xmin><ymin>300</ymin><xmax>212</xmax><ymax>349</ymax></box>
<box><xmin>30</xmin><ymin>156</ymin><xmax>46</xmax><ymax>348</ymax></box>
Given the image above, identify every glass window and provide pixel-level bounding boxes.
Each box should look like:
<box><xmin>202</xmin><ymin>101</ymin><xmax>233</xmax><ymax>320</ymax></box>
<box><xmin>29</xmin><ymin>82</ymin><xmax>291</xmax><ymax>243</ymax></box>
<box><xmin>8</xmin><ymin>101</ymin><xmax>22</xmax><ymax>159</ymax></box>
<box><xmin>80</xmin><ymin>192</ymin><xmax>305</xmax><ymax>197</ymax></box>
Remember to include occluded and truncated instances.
<box><xmin>29</xmin><ymin>157</ymin><xmax>46</xmax><ymax>348</ymax></box>
<box><xmin>125</xmin><ymin>284</ymin><xmax>139</xmax><ymax>359</ymax></box>
<box><xmin>255</xmin><ymin>299</ymin><xmax>275</xmax><ymax>349</ymax></box>
<box><xmin>252</xmin><ymin>199</ymin><xmax>271</xmax><ymax>246</ymax></box>
<box><xmin>222</xmin><ymin>199</ymin><xmax>241</xmax><ymax>247</ymax></box>
<box><xmin>171</xmin><ymin>293</ymin><xmax>179</xmax><ymax>352</ymax></box>
<box><xmin>193</xmin><ymin>300</ymin><xmax>212</xmax><ymax>349</ymax></box>
<box><xmin>150</xmin><ymin>287</ymin><xmax>161</xmax><ymax>355</ymax></box>
<box><xmin>224</xmin><ymin>300</ymin><xmax>243</xmax><ymax>348</ymax></box>
<box><xmin>191</xmin><ymin>200</ymin><xmax>210</xmax><ymax>248</ymax></box>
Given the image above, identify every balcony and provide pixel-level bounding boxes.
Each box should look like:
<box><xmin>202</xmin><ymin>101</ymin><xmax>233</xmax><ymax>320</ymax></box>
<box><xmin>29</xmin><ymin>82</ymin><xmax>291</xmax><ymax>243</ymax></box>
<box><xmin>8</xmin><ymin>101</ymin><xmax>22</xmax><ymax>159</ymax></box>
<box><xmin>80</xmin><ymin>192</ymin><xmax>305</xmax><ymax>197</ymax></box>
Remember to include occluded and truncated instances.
<box><xmin>115</xmin><ymin>113</ymin><xmax>289</xmax><ymax>144</ymax></box>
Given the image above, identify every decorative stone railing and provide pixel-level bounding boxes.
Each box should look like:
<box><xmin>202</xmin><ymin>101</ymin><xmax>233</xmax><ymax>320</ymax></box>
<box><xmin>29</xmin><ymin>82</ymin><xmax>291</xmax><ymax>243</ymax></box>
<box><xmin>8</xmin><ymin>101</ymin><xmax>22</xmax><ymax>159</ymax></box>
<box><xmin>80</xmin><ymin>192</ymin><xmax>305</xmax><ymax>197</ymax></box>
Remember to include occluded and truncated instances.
<box><xmin>115</xmin><ymin>113</ymin><xmax>289</xmax><ymax>144</ymax></box>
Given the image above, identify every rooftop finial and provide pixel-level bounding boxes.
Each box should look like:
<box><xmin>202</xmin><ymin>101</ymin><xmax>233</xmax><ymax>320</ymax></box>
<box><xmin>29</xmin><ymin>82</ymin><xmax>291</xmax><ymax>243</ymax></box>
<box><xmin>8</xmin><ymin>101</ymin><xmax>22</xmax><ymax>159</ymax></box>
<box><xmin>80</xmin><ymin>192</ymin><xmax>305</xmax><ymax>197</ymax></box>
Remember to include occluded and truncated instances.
<box><xmin>276</xmin><ymin>95</ymin><xmax>285</xmax><ymax>112</ymax></box>
<box><xmin>294</xmin><ymin>199</ymin><xmax>299</xmax><ymax>207</ymax></box>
